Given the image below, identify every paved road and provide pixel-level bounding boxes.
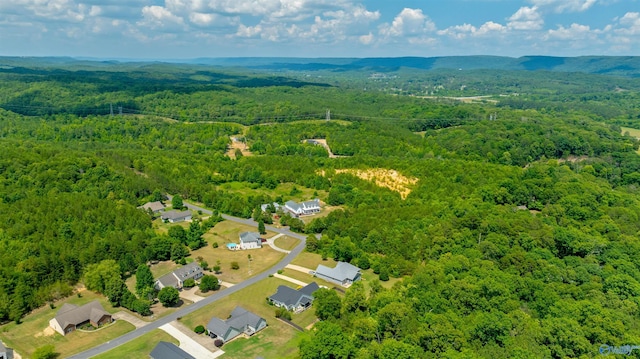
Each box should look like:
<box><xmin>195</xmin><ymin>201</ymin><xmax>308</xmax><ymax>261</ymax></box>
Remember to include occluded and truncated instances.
<box><xmin>68</xmin><ymin>198</ymin><xmax>308</xmax><ymax>359</ymax></box>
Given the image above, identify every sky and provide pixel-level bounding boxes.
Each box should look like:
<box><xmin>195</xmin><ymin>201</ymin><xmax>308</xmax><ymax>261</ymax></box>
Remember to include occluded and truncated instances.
<box><xmin>0</xmin><ymin>0</ymin><xmax>639</xmax><ymax>59</ymax></box>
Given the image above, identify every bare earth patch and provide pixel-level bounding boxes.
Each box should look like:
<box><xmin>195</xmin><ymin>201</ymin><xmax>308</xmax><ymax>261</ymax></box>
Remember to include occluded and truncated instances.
<box><xmin>226</xmin><ymin>136</ymin><xmax>253</xmax><ymax>158</ymax></box>
<box><xmin>322</xmin><ymin>168</ymin><xmax>418</xmax><ymax>199</ymax></box>
<box><xmin>35</xmin><ymin>326</ymin><xmax>56</xmax><ymax>338</ymax></box>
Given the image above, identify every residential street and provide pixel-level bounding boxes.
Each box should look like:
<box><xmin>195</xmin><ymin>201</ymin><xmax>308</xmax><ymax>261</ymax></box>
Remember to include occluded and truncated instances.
<box><xmin>67</xmin><ymin>198</ymin><xmax>308</xmax><ymax>359</ymax></box>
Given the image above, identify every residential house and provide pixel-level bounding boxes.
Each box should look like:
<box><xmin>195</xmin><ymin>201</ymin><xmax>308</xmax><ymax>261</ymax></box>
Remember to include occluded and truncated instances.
<box><xmin>49</xmin><ymin>300</ymin><xmax>112</xmax><ymax>336</ymax></box>
<box><xmin>138</xmin><ymin>201</ymin><xmax>166</xmax><ymax>213</ymax></box>
<box><xmin>207</xmin><ymin>307</ymin><xmax>267</xmax><ymax>343</ymax></box>
<box><xmin>315</xmin><ymin>262</ymin><xmax>361</xmax><ymax>287</ymax></box>
<box><xmin>239</xmin><ymin>232</ymin><xmax>262</xmax><ymax>250</ymax></box>
<box><xmin>260</xmin><ymin>202</ymin><xmax>281</xmax><ymax>213</ymax></box>
<box><xmin>161</xmin><ymin>210</ymin><xmax>192</xmax><ymax>223</ymax></box>
<box><xmin>149</xmin><ymin>341</ymin><xmax>195</xmax><ymax>359</ymax></box>
<box><xmin>284</xmin><ymin>199</ymin><xmax>321</xmax><ymax>217</ymax></box>
<box><xmin>154</xmin><ymin>262</ymin><xmax>204</xmax><ymax>290</ymax></box>
<box><xmin>0</xmin><ymin>341</ymin><xmax>10</xmax><ymax>359</ymax></box>
<box><xmin>268</xmin><ymin>282</ymin><xmax>319</xmax><ymax>313</ymax></box>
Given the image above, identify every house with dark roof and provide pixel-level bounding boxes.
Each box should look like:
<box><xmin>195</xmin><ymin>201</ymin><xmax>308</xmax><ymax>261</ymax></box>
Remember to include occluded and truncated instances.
<box><xmin>207</xmin><ymin>307</ymin><xmax>267</xmax><ymax>343</ymax></box>
<box><xmin>49</xmin><ymin>300</ymin><xmax>112</xmax><ymax>336</ymax></box>
<box><xmin>268</xmin><ymin>282</ymin><xmax>319</xmax><ymax>313</ymax></box>
<box><xmin>315</xmin><ymin>262</ymin><xmax>361</xmax><ymax>287</ymax></box>
<box><xmin>161</xmin><ymin>210</ymin><xmax>192</xmax><ymax>223</ymax></box>
<box><xmin>284</xmin><ymin>199</ymin><xmax>321</xmax><ymax>217</ymax></box>
<box><xmin>239</xmin><ymin>232</ymin><xmax>262</xmax><ymax>250</ymax></box>
<box><xmin>149</xmin><ymin>341</ymin><xmax>195</xmax><ymax>359</ymax></box>
<box><xmin>155</xmin><ymin>262</ymin><xmax>204</xmax><ymax>290</ymax></box>
<box><xmin>0</xmin><ymin>341</ymin><xmax>11</xmax><ymax>359</ymax></box>
<box><xmin>138</xmin><ymin>201</ymin><xmax>166</xmax><ymax>213</ymax></box>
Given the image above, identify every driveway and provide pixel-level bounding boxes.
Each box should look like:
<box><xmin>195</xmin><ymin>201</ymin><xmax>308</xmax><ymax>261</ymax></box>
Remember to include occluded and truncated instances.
<box><xmin>266</xmin><ymin>233</ymin><xmax>291</xmax><ymax>253</ymax></box>
<box><xmin>179</xmin><ymin>287</ymin><xmax>205</xmax><ymax>303</ymax></box>
<box><xmin>285</xmin><ymin>264</ymin><xmax>314</xmax><ymax>273</ymax></box>
<box><xmin>273</xmin><ymin>273</ymin><xmax>308</xmax><ymax>287</ymax></box>
<box><xmin>159</xmin><ymin>322</ymin><xmax>223</xmax><ymax>359</ymax></box>
<box><xmin>112</xmin><ymin>311</ymin><xmax>148</xmax><ymax>329</ymax></box>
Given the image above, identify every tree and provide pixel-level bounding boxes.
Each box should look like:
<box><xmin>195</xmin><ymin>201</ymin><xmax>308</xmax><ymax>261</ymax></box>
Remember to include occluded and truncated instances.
<box><xmin>299</xmin><ymin>321</ymin><xmax>354</xmax><ymax>359</ymax></box>
<box><xmin>306</xmin><ymin>234</ymin><xmax>319</xmax><ymax>252</ymax></box>
<box><xmin>275</xmin><ymin>307</ymin><xmax>292</xmax><ymax>320</ymax></box>
<box><xmin>33</xmin><ymin>345</ymin><xmax>59</xmax><ymax>359</ymax></box>
<box><xmin>168</xmin><ymin>226</ymin><xmax>187</xmax><ymax>243</ymax></box>
<box><xmin>131</xmin><ymin>299</ymin><xmax>152</xmax><ymax>316</ymax></box>
<box><xmin>84</xmin><ymin>260</ymin><xmax>121</xmax><ymax>294</ymax></box>
<box><xmin>152</xmin><ymin>189</ymin><xmax>163</xmax><ymax>202</ymax></box>
<box><xmin>314</xmin><ymin>288</ymin><xmax>342</xmax><ymax>321</ymax></box>
<box><xmin>199</xmin><ymin>275</ymin><xmax>220</xmax><ymax>292</ymax></box>
<box><xmin>258</xmin><ymin>219</ymin><xmax>266</xmax><ymax>235</ymax></box>
<box><xmin>172</xmin><ymin>195</ymin><xmax>184</xmax><ymax>210</ymax></box>
<box><xmin>158</xmin><ymin>287</ymin><xmax>180</xmax><ymax>307</ymax></box>
<box><xmin>170</xmin><ymin>243</ymin><xmax>189</xmax><ymax>262</ymax></box>
<box><xmin>213</xmin><ymin>261</ymin><xmax>221</xmax><ymax>274</ymax></box>
<box><xmin>135</xmin><ymin>264</ymin><xmax>155</xmax><ymax>296</ymax></box>
<box><xmin>342</xmin><ymin>281</ymin><xmax>367</xmax><ymax>314</ymax></box>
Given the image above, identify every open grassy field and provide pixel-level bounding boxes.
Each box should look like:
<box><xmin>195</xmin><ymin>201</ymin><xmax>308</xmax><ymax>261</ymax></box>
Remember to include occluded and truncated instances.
<box><xmin>93</xmin><ymin>329</ymin><xmax>179</xmax><ymax>359</ymax></box>
<box><xmin>180</xmin><ymin>277</ymin><xmax>311</xmax><ymax>359</ymax></box>
<box><xmin>274</xmin><ymin>235</ymin><xmax>300</xmax><ymax>251</ymax></box>
<box><xmin>217</xmin><ymin>181</ymin><xmax>327</xmax><ymax>203</ymax></box>
<box><xmin>621</xmin><ymin>127</ymin><xmax>640</xmax><ymax>154</ymax></box>
<box><xmin>278</xmin><ymin>268</ymin><xmax>336</xmax><ymax>289</ymax></box>
<box><xmin>0</xmin><ymin>291</ymin><xmax>135</xmax><ymax>358</ymax></box>
<box><xmin>291</xmin><ymin>251</ymin><xmax>337</xmax><ymax>270</ymax></box>
<box><xmin>193</xmin><ymin>221</ymin><xmax>286</xmax><ymax>283</ymax></box>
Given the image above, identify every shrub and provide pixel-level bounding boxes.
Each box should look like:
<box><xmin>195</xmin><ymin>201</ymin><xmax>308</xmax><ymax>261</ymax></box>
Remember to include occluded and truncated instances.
<box><xmin>195</xmin><ymin>325</ymin><xmax>205</xmax><ymax>334</ymax></box>
<box><xmin>231</xmin><ymin>261</ymin><xmax>240</xmax><ymax>270</ymax></box>
<box><xmin>212</xmin><ymin>242</ymin><xmax>219</xmax><ymax>248</ymax></box>
<box><xmin>183</xmin><ymin>278</ymin><xmax>196</xmax><ymax>288</ymax></box>
<box><xmin>277</xmin><ymin>269</ymin><xmax>284</xmax><ymax>274</ymax></box>
<box><xmin>275</xmin><ymin>307</ymin><xmax>292</xmax><ymax>320</ymax></box>
<box><xmin>214</xmin><ymin>339</ymin><xmax>224</xmax><ymax>347</ymax></box>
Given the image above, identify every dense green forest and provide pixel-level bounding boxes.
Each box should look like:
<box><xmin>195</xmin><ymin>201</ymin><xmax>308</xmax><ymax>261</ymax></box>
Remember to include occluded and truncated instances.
<box><xmin>2</xmin><ymin>57</ymin><xmax>640</xmax><ymax>358</ymax></box>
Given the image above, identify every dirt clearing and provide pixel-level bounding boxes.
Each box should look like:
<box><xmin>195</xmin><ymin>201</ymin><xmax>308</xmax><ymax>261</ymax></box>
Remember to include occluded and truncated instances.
<box><xmin>321</xmin><ymin>168</ymin><xmax>418</xmax><ymax>199</ymax></box>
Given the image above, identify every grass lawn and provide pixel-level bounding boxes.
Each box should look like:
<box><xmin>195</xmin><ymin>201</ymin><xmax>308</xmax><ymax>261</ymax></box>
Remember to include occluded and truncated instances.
<box><xmin>290</xmin><ymin>251</ymin><xmax>337</xmax><ymax>270</ymax></box>
<box><xmin>180</xmin><ymin>277</ymin><xmax>305</xmax><ymax>359</ymax></box>
<box><xmin>299</xmin><ymin>205</ymin><xmax>343</xmax><ymax>224</ymax></box>
<box><xmin>361</xmin><ymin>269</ymin><xmax>404</xmax><ymax>290</ymax></box>
<box><xmin>274</xmin><ymin>236</ymin><xmax>300</xmax><ymax>251</ymax></box>
<box><xmin>217</xmin><ymin>181</ymin><xmax>327</xmax><ymax>203</ymax></box>
<box><xmin>621</xmin><ymin>127</ymin><xmax>640</xmax><ymax>154</ymax></box>
<box><xmin>0</xmin><ymin>291</ymin><xmax>135</xmax><ymax>358</ymax></box>
<box><xmin>192</xmin><ymin>222</ymin><xmax>286</xmax><ymax>283</ymax></box>
<box><xmin>93</xmin><ymin>329</ymin><xmax>178</xmax><ymax>359</ymax></box>
<box><xmin>277</xmin><ymin>269</ymin><xmax>336</xmax><ymax>290</ymax></box>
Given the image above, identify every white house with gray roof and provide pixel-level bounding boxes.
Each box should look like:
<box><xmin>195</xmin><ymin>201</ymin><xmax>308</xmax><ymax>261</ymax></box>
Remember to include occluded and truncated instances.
<box><xmin>268</xmin><ymin>282</ymin><xmax>319</xmax><ymax>313</ymax></box>
<box><xmin>284</xmin><ymin>199</ymin><xmax>321</xmax><ymax>217</ymax></box>
<box><xmin>49</xmin><ymin>300</ymin><xmax>112</xmax><ymax>336</ymax></box>
<box><xmin>160</xmin><ymin>210</ymin><xmax>192</xmax><ymax>223</ymax></box>
<box><xmin>239</xmin><ymin>232</ymin><xmax>262</xmax><ymax>250</ymax></box>
<box><xmin>207</xmin><ymin>307</ymin><xmax>267</xmax><ymax>343</ymax></box>
<box><xmin>315</xmin><ymin>262</ymin><xmax>361</xmax><ymax>287</ymax></box>
<box><xmin>154</xmin><ymin>262</ymin><xmax>204</xmax><ymax>290</ymax></box>
<box><xmin>0</xmin><ymin>340</ymin><xmax>12</xmax><ymax>359</ymax></box>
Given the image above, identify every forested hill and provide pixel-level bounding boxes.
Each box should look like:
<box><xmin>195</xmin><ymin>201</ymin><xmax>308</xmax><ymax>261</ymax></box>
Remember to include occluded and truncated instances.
<box><xmin>201</xmin><ymin>56</ymin><xmax>640</xmax><ymax>77</ymax></box>
<box><xmin>2</xmin><ymin>55</ymin><xmax>640</xmax><ymax>77</ymax></box>
<box><xmin>2</xmin><ymin>59</ymin><xmax>640</xmax><ymax>358</ymax></box>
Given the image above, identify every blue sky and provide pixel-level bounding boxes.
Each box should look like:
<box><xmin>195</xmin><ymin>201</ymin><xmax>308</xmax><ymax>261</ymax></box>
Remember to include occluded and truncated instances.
<box><xmin>0</xmin><ymin>0</ymin><xmax>639</xmax><ymax>59</ymax></box>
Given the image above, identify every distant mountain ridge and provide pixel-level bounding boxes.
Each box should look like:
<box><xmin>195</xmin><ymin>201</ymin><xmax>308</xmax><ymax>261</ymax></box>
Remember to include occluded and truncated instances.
<box><xmin>1</xmin><ymin>55</ymin><xmax>639</xmax><ymax>77</ymax></box>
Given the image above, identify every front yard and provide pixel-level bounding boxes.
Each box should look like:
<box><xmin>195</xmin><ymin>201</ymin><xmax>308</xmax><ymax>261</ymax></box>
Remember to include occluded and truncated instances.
<box><xmin>180</xmin><ymin>276</ymin><xmax>317</xmax><ymax>359</ymax></box>
<box><xmin>0</xmin><ymin>290</ymin><xmax>135</xmax><ymax>358</ymax></box>
<box><xmin>93</xmin><ymin>329</ymin><xmax>179</xmax><ymax>359</ymax></box>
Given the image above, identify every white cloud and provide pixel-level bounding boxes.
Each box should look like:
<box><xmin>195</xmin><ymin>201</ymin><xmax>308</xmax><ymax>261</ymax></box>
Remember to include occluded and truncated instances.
<box><xmin>545</xmin><ymin>23</ymin><xmax>593</xmax><ymax>40</ymax></box>
<box><xmin>379</xmin><ymin>8</ymin><xmax>435</xmax><ymax>38</ymax></box>
<box><xmin>508</xmin><ymin>6</ymin><xmax>544</xmax><ymax>30</ymax></box>
<box><xmin>359</xmin><ymin>32</ymin><xmax>373</xmax><ymax>44</ymax></box>
<box><xmin>139</xmin><ymin>5</ymin><xmax>185</xmax><ymax>30</ymax></box>
<box><xmin>529</xmin><ymin>0</ymin><xmax>597</xmax><ymax>13</ymax></box>
<box><xmin>438</xmin><ymin>21</ymin><xmax>506</xmax><ymax>39</ymax></box>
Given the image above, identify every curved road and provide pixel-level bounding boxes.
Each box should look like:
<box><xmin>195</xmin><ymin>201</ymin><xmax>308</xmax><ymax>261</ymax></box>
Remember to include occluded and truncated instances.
<box><xmin>68</xmin><ymin>199</ymin><xmax>308</xmax><ymax>359</ymax></box>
